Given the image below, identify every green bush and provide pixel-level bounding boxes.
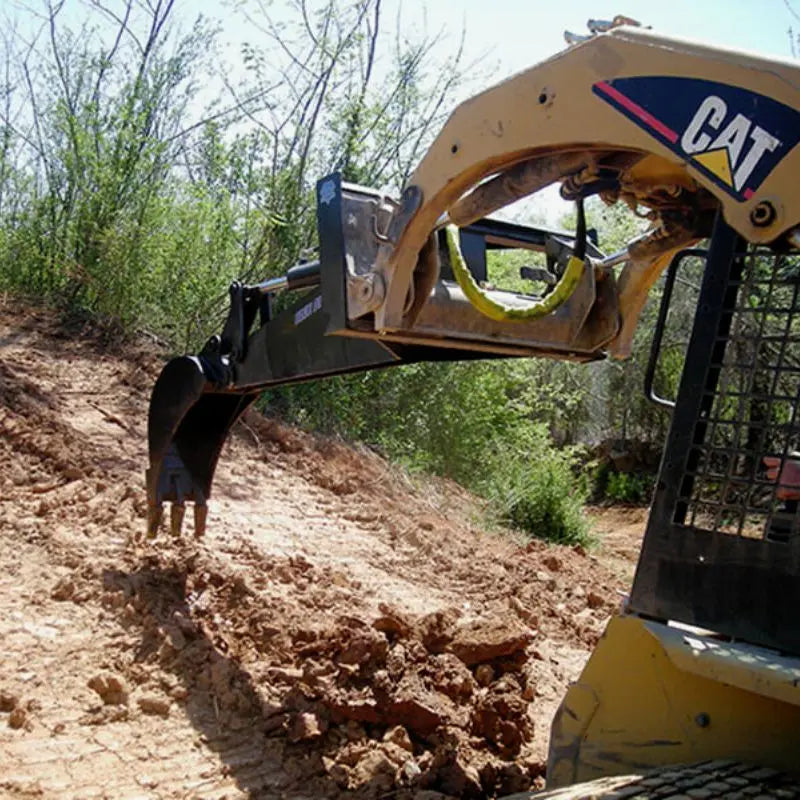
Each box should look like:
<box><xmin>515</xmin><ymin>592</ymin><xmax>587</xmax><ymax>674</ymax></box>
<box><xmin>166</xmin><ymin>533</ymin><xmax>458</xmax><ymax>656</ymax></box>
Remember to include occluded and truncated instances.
<box><xmin>480</xmin><ymin>430</ymin><xmax>591</xmax><ymax>546</ymax></box>
<box><xmin>267</xmin><ymin>362</ymin><xmax>592</xmax><ymax>545</ymax></box>
<box><xmin>604</xmin><ymin>471</ymin><xmax>652</xmax><ymax>504</ymax></box>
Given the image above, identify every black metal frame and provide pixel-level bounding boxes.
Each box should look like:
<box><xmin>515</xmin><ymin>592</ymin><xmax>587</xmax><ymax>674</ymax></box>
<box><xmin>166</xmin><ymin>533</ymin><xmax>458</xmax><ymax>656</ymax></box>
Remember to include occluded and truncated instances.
<box><xmin>631</xmin><ymin>215</ymin><xmax>800</xmax><ymax>653</ymax></box>
<box><xmin>644</xmin><ymin>249</ymin><xmax>710</xmax><ymax>411</ymax></box>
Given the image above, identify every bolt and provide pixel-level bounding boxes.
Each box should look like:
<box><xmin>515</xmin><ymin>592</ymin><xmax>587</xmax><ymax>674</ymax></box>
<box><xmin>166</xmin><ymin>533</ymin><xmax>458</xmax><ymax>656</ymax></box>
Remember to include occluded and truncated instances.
<box><xmin>750</xmin><ymin>201</ymin><xmax>776</xmax><ymax>228</ymax></box>
<box><xmin>694</xmin><ymin>712</ymin><xmax>710</xmax><ymax>728</ymax></box>
<box><xmin>349</xmin><ymin>273</ymin><xmax>385</xmax><ymax>312</ymax></box>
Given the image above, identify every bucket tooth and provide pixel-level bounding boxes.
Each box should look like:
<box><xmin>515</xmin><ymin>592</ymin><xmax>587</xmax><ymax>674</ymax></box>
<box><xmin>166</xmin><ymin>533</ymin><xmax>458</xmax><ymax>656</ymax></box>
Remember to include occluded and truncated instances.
<box><xmin>194</xmin><ymin>504</ymin><xmax>208</xmax><ymax>539</ymax></box>
<box><xmin>147</xmin><ymin>503</ymin><xmax>164</xmax><ymax>539</ymax></box>
<box><xmin>170</xmin><ymin>503</ymin><xmax>186</xmax><ymax>538</ymax></box>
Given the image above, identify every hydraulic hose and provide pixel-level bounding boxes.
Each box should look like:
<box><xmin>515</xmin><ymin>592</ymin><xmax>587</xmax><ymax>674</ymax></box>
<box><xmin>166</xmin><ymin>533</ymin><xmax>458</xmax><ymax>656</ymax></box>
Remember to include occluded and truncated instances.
<box><xmin>445</xmin><ymin>199</ymin><xmax>587</xmax><ymax>322</ymax></box>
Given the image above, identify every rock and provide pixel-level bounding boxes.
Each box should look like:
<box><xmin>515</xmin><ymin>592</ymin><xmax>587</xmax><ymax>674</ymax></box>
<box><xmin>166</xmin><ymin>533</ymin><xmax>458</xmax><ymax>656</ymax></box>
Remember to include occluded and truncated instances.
<box><xmin>373</xmin><ymin>604</ymin><xmax>413</xmax><ymax>637</ymax></box>
<box><xmin>416</xmin><ymin>609</ymin><xmax>459</xmax><ymax>653</ymax></box>
<box><xmin>329</xmin><ymin>689</ymin><xmax>449</xmax><ymax>734</ymax></box>
<box><xmin>542</xmin><ymin>554</ymin><xmax>562</xmax><ymax>572</ymax></box>
<box><xmin>9</xmin><ymin>707</ymin><xmax>26</xmax><ymax>729</ymax></box>
<box><xmin>509</xmin><ymin>595</ymin><xmax>538</xmax><ymax>627</ymax></box>
<box><xmin>322</xmin><ymin>756</ymin><xmax>351</xmax><ymax>788</ymax></box>
<box><xmin>371</xmin><ymin>669</ymin><xmax>392</xmax><ymax>693</ymax></box>
<box><xmin>349</xmin><ymin>749</ymin><xmax>396</xmax><ymax>793</ymax></box>
<box><xmin>449</xmin><ymin>619</ymin><xmax>533</xmax><ymax>666</ymax></box>
<box><xmin>87</xmin><ymin>672</ymin><xmax>129</xmax><ymax>706</ymax></box>
<box><xmin>437</xmin><ymin>754</ymin><xmax>483</xmax><ymax>798</ymax></box>
<box><xmin>338</xmin><ymin>627</ymin><xmax>388</xmax><ymax>666</ymax></box>
<box><xmin>51</xmin><ymin>577</ymin><xmax>75</xmax><ymax>601</ymax></box>
<box><xmin>386</xmin><ymin>696</ymin><xmax>446</xmax><ymax>735</ymax></box>
<box><xmin>263</xmin><ymin>712</ymin><xmax>289</xmax><ymax>735</ymax></box>
<box><xmin>403</xmin><ymin>759</ymin><xmax>422</xmax><ymax>781</ymax></box>
<box><xmin>380</xmin><ymin>741</ymin><xmax>414</xmax><ymax>769</ymax></box>
<box><xmin>287</xmin><ymin>711</ymin><xmax>324</xmax><ymax>742</ymax></box>
<box><xmin>428</xmin><ymin>653</ymin><xmax>476</xmax><ymax>700</ymax></box>
<box><xmin>522</xmin><ymin>683</ymin><xmax>536</xmax><ymax>701</ymax></box>
<box><xmin>386</xmin><ymin>644</ymin><xmax>407</xmax><ymax>679</ymax></box>
<box><xmin>265</xmin><ymin>666</ymin><xmax>303</xmax><ymax>684</ymax></box>
<box><xmin>259</xmin><ymin>698</ymin><xmax>284</xmax><ymax>719</ymax></box>
<box><xmin>497</xmin><ymin>762</ymin><xmax>538</xmax><ymax>795</ymax></box>
<box><xmin>383</xmin><ymin>724</ymin><xmax>413</xmax><ymax>753</ymax></box>
<box><xmin>0</xmin><ymin>690</ymin><xmax>19</xmax><ymax>712</ymax></box>
<box><xmin>326</xmin><ymin>697</ymin><xmax>382</xmax><ymax>725</ymax></box>
<box><xmin>471</xmin><ymin>687</ymin><xmax>533</xmax><ymax>758</ymax></box>
<box><xmin>587</xmin><ymin>590</ymin><xmax>605</xmax><ymax>609</ymax></box>
<box><xmin>474</xmin><ymin>664</ymin><xmax>494</xmax><ymax>687</ymax></box>
<box><xmin>170</xmin><ymin>686</ymin><xmax>188</xmax><ymax>701</ymax></box>
<box><xmin>137</xmin><ymin>694</ymin><xmax>171</xmax><ymax>717</ymax></box>
<box><xmin>335</xmin><ymin>741</ymin><xmax>372</xmax><ymax>768</ymax></box>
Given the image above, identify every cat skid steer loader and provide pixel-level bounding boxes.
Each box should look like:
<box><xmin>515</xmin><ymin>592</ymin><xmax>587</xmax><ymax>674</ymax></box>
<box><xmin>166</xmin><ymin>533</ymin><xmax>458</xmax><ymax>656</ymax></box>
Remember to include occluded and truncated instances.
<box><xmin>147</xmin><ymin>19</ymin><xmax>800</xmax><ymax>798</ymax></box>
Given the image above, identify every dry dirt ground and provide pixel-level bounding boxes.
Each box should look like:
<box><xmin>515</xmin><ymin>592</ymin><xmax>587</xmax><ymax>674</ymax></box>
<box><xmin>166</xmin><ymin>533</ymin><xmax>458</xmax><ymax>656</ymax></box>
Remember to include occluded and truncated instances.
<box><xmin>0</xmin><ymin>304</ymin><xmax>644</xmax><ymax>800</ymax></box>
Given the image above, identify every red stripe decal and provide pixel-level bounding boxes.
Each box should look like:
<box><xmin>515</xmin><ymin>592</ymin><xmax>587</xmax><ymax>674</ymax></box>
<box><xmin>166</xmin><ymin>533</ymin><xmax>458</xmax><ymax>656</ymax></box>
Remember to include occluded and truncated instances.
<box><xmin>595</xmin><ymin>81</ymin><xmax>679</xmax><ymax>144</ymax></box>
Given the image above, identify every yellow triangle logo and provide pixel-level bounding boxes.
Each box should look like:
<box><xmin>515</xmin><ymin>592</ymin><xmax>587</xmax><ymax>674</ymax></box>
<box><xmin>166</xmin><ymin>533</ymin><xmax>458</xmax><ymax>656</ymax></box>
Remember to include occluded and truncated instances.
<box><xmin>693</xmin><ymin>148</ymin><xmax>733</xmax><ymax>186</ymax></box>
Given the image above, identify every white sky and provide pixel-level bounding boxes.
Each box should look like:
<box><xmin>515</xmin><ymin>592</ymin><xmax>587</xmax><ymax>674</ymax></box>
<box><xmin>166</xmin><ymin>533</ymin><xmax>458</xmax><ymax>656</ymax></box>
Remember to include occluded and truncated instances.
<box><xmin>213</xmin><ymin>0</ymin><xmax>800</xmax><ymax>86</ymax></box>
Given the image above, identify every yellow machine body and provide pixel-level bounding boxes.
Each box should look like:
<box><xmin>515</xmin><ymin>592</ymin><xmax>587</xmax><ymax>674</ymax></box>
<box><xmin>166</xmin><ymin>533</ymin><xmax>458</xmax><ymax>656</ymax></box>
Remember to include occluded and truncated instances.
<box><xmin>362</xmin><ymin>27</ymin><xmax>800</xmax><ymax>356</ymax></box>
<box><xmin>548</xmin><ymin>615</ymin><xmax>800</xmax><ymax>787</ymax></box>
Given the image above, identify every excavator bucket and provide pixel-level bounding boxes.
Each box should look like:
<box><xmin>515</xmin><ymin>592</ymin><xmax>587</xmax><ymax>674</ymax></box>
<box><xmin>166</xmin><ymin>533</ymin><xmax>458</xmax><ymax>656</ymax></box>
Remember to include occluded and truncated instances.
<box><xmin>146</xmin><ymin>355</ymin><xmax>255</xmax><ymax>538</ymax></box>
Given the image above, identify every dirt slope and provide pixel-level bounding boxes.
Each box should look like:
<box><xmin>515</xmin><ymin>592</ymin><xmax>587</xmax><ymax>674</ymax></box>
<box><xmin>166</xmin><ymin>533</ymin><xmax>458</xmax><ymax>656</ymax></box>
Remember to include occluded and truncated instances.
<box><xmin>0</xmin><ymin>305</ymin><xmax>634</xmax><ymax>799</ymax></box>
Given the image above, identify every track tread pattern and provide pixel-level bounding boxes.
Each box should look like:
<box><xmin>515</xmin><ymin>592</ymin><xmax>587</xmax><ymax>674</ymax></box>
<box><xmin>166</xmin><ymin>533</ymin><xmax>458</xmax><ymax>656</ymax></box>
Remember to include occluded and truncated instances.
<box><xmin>509</xmin><ymin>761</ymin><xmax>800</xmax><ymax>800</ymax></box>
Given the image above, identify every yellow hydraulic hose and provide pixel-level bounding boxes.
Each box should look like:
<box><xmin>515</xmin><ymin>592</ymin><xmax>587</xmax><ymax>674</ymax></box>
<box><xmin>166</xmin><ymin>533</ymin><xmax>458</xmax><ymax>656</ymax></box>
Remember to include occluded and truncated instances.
<box><xmin>445</xmin><ymin>224</ymin><xmax>586</xmax><ymax>322</ymax></box>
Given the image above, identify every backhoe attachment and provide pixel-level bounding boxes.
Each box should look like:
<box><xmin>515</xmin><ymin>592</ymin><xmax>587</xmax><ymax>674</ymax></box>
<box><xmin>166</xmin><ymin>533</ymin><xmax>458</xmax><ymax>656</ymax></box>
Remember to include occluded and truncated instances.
<box><xmin>147</xmin><ymin>23</ymin><xmax>800</xmax><ymax>537</ymax></box>
<box><xmin>146</xmin><ymin>180</ymin><xmax>612</xmax><ymax>537</ymax></box>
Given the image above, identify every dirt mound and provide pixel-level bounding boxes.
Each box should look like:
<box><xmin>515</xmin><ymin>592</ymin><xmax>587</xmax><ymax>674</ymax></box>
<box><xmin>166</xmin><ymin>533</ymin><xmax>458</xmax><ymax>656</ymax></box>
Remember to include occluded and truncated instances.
<box><xmin>0</xmin><ymin>304</ymin><xmax>629</xmax><ymax>798</ymax></box>
<box><xmin>97</xmin><ymin>544</ymin><xmax>542</xmax><ymax>797</ymax></box>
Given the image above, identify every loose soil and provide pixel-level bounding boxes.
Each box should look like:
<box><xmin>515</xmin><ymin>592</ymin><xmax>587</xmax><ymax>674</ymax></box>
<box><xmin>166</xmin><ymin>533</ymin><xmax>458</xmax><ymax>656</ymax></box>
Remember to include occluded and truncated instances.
<box><xmin>0</xmin><ymin>304</ymin><xmax>641</xmax><ymax>799</ymax></box>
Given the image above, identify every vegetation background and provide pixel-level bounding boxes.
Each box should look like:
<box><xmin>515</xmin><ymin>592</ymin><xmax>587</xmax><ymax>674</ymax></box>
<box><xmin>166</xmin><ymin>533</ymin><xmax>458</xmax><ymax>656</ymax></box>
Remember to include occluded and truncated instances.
<box><xmin>1</xmin><ymin>0</ymin><xmax>776</xmax><ymax>544</ymax></box>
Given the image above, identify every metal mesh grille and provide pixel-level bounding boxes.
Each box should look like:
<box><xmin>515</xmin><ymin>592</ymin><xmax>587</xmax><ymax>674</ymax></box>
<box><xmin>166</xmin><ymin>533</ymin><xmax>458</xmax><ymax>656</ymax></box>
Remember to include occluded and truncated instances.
<box><xmin>676</xmin><ymin>248</ymin><xmax>800</xmax><ymax>543</ymax></box>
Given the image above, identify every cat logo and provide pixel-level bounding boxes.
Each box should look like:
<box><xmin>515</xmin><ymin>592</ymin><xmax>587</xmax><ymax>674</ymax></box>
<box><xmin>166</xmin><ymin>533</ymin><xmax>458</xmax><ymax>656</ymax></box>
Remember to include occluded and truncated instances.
<box><xmin>680</xmin><ymin>96</ymin><xmax>779</xmax><ymax>197</ymax></box>
<box><xmin>592</xmin><ymin>76</ymin><xmax>800</xmax><ymax>202</ymax></box>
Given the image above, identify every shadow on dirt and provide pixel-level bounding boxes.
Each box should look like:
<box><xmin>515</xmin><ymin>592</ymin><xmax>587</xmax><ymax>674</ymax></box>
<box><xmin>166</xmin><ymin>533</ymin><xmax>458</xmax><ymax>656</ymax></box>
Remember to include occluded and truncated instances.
<box><xmin>102</xmin><ymin>557</ymin><xmax>334</xmax><ymax>799</ymax></box>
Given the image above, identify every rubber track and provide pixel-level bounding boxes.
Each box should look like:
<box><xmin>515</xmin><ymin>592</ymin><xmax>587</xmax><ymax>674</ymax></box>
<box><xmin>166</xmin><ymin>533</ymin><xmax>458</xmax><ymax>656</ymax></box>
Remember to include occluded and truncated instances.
<box><xmin>509</xmin><ymin>760</ymin><xmax>800</xmax><ymax>799</ymax></box>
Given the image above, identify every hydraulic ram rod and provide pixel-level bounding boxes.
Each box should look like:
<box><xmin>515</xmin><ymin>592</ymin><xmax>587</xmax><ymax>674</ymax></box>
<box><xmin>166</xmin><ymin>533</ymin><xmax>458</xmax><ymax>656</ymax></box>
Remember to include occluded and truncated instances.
<box><xmin>253</xmin><ymin>261</ymin><xmax>321</xmax><ymax>294</ymax></box>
